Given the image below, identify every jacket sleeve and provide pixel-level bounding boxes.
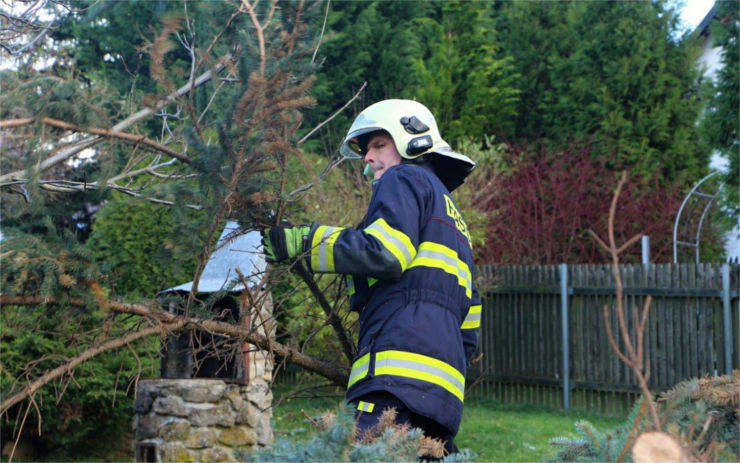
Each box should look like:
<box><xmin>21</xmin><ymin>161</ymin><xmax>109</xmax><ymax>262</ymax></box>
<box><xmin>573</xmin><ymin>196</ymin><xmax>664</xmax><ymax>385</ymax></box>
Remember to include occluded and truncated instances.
<box><xmin>461</xmin><ymin>282</ymin><xmax>481</xmax><ymax>365</ymax></box>
<box><xmin>305</xmin><ymin>168</ymin><xmax>424</xmax><ymax>279</ymax></box>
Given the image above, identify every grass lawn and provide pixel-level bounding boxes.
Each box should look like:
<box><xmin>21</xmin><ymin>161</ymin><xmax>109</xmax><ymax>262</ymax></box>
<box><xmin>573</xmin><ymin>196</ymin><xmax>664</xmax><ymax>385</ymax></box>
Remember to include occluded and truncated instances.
<box><xmin>271</xmin><ymin>385</ymin><xmax>625</xmax><ymax>462</ymax></box>
<box><xmin>456</xmin><ymin>397</ymin><xmax>624</xmax><ymax>462</ymax></box>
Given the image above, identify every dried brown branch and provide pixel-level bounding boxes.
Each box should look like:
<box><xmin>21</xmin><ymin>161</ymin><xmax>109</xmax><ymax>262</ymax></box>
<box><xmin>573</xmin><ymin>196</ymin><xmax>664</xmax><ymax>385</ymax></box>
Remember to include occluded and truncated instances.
<box><xmin>311</xmin><ymin>0</ymin><xmax>331</xmax><ymax>64</ymax></box>
<box><xmin>298</xmin><ymin>81</ymin><xmax>367</xmax><ymax>145</ymax></box>
<box><xmin>591</xmin><ymin>170</ymin><xmax>661</xmax><ymax>432</ymax></box>
<box><xmin>240</xmin><ymin>0</ymin><xmax>278</xmax><ymax>76</ymax></box>
<box><xmin>0</xmin><ymin>294</ymin><xmax>350</xmax><ymax>401</ymax></box>
<box><xmin>39</xmin><ymin>117</ymin><xmax>191</xmax><ymax>163</ymax></box>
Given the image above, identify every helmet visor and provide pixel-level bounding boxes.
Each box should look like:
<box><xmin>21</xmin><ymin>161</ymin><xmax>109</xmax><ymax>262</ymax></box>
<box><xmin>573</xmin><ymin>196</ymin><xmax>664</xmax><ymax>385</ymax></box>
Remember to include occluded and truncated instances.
<box><xmin>339</xmin><ymin>137</ymin><xmax>364</xmax><ymax>159</ymax></box>
<box><xmin>339</xmin><ymin>127</ymin><xmax>385</xmax><ymax>160</ymax></box>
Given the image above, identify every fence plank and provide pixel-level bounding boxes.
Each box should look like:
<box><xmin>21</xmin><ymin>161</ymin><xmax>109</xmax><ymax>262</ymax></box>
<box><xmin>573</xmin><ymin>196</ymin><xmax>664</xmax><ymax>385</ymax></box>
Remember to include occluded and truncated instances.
<box><xmin>470</xmin><ymin>262</ymin><xmax>739</xmax><ymax>415</ymax></box>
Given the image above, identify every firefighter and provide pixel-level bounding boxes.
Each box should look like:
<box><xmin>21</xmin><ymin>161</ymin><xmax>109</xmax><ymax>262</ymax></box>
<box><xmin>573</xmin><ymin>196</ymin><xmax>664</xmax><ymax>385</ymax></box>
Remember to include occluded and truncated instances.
<box><xmin>261</xmin><ymin>99</ymin><xmax>481</xmax><ymax>455</ymax></box>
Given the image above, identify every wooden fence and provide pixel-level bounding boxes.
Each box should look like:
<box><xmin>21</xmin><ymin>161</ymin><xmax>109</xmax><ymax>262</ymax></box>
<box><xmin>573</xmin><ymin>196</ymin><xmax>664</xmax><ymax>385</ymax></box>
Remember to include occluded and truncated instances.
<box><xmin>470</xmin><ymin>262</ymin><xmax>740</xmax><ymax>415</ymax></box>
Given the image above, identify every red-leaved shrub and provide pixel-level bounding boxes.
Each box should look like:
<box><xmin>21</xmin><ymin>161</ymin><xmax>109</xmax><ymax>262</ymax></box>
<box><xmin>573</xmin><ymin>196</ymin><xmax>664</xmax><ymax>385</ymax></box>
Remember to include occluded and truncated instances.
<box><xmin>470</xmin><ymin>141</ymin><xmax>721</xmax><ymax>264</ymax></box>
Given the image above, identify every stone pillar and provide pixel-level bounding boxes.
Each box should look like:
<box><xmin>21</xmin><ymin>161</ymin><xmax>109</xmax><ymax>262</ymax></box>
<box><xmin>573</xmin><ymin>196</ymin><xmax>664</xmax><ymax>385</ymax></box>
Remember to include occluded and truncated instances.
<box><xmin>133</xmin><ymin>379</ymin><xmax>273</xmax><ymax>462</ymax></box>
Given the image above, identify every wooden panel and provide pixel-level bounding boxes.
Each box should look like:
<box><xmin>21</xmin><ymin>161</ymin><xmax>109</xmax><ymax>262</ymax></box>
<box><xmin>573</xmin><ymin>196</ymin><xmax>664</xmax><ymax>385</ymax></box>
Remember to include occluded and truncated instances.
<box><xmin>471</xmin><ymin>262</ymin><xmax>739</xmax><ymax>415</ymax></box>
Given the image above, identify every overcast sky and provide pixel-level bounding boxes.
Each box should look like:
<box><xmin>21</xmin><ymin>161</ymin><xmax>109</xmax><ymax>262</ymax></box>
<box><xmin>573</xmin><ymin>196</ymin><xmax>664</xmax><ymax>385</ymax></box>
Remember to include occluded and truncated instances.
<box><xmin>680</xmin><ymin>0</ymin><xmax>715</xmax><ymax>29</ymax></box>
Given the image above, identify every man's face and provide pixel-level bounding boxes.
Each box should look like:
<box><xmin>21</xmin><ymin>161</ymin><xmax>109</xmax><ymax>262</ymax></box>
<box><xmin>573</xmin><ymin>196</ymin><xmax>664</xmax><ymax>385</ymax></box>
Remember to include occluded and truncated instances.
<box><xmin>363</xmin><ymin>132</ymin><xmax>402</xmax><ymax>181</ymax></box>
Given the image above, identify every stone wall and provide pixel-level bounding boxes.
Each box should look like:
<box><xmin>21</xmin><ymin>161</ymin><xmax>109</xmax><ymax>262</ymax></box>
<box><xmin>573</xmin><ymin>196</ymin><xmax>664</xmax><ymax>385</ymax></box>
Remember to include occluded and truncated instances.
<box><xmin>133</xmin><ymin>378</ymin><xmax>273</xmax><ymax>462</ymax></box>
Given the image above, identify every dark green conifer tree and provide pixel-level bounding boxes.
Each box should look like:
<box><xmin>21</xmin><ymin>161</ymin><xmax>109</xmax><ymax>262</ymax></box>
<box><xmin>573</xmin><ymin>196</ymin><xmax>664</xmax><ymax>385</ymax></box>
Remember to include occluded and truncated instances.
<box><xmin>493</xmin><ymin>0</ymin><xmax>709</xmax><ymax>182</ymax></box>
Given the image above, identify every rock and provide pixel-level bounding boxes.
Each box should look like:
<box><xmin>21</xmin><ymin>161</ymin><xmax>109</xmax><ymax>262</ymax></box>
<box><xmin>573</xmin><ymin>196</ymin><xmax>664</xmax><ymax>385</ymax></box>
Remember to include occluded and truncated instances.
<box><xmin>135</xmin><ymin>413</ymin><xmax>168</xmax><ymax>439</ymax></box>
<box><xmin>255</xmin><ymin>413</ymin><xmax>274</xmax><ymax>446</ymax></box>
<box><xmin>153</xmin><ymin>395</ymin><xmax>188</xmax><ymax>417</ymax></box>
<box><xmin>235</xmin><ymin>401</ymin><xmax>258</xmax><ymax>427</ymax></box>
<box><xmin>134</xmin><ymin>391</ymin><xmax>154</xmax><ymax>414</ymax></box>
<box><xmin>218</xmin><ymin>425</ymin><xmax>257</xmax><ymax>447</ymax></box>
<box><xmin>188</xmin><ymin>402</ymin><xmax>236</xmax><ymax>427</ymax></box>
<box><xmin>158</xmin><ymin>418</ymin><xmax>191</xmax><ymax>441</ymax></box>
<box><xmin>225</xmin><ymin>386</ymin><xmax>243</xmax><ymax>411</ymax></box>
<box><xmin>159</xmin><ymin>442</ymin><xmax>197</xmax><ymax>463</ymax></box>
<box><xmin>246</xmin><ymin>386</ymin><xmax>272</xmax><ymax>410</ymax></box>
<box><xmin>180</xmin><ymin>381</ymin><xmax>226</xmax><ymax>403</ymax></box>
<box><xmin>201</xmin><ymin>445</ymin><xmax>238</xmax><ymax>463</ymax></box>
<box><xmin>185</xmin><ymin>427</ymin><xmax>218</xmax><ymax>449</ymax></box>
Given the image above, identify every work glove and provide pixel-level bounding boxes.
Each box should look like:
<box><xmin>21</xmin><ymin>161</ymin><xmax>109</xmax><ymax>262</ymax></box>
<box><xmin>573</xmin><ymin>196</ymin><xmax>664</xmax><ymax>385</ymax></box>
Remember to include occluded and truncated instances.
<box><xmin>260</xmin><ymin>225</ymin><xmax>310</xmax><ymax>264</ymax></box>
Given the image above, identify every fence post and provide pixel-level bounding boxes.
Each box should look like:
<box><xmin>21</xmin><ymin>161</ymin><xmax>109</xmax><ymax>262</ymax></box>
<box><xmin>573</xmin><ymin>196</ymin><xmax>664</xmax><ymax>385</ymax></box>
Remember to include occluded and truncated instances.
<box><xmin>722</xmin><ymin>263</ymin><xmax>733</xmax><ymax>375</ymax></box>
<box><xmin>641</xmin><ymin>235</ymin><xmax>650</xmax><ymax>267</ymax></box>
<box><xmin>560</xmin><ymin>263</ymin><xmax>570</xmax><ymax>411</ymax></box>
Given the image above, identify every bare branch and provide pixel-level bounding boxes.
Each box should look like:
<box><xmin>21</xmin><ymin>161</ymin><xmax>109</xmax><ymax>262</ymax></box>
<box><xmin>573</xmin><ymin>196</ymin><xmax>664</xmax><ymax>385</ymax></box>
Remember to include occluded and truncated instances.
<box><xmin>298</xmin><ymin>81</ymin><xmax>367</xmax><ymax>145</ymax></box>
<box><xmin>291</xmin><ymin>263</ymin><xmax>355</xmax><ymax>363</ymax></box>
<box><xmin>616</xmin><ymin>232</ymin><xmax>644</xmax><ymax>255</ymax></box>
<box><xmin>587</xmin><ymin>229</ymin><xmax>610</xmax><ymax>253</ymax></box>
<box><xmin>287</xmin><ymin>155</ymin><xmax>345</xmax><ymax>197</ymax></box>
<box><xmin>38</xmin><ymin>117</ymin><xmax>191</xmax><ymax>162</ymax></box>
<box><xmin>311</xmin><ymin>0</ymin><xmax>330</xmax><ymax>64</ymax></box>
<box><xmin>240</xmin><ymin>0</ymin><xmax>269</xmax><ymax>76</ymax></box>
<box><xmin>598</xmin><ymin>170</ymin><xmax>661</xmax><ymax>431</ymax></box>
<box><xmin>0</xmin><ymin>118</ymin><xmax>34</xmax><ymax>129</ymax></box>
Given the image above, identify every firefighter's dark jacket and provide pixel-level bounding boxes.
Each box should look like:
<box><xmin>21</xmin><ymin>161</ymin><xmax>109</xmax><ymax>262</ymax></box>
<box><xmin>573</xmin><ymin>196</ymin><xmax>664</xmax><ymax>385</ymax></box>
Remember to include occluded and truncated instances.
<box><xmin>304</xmin><ymin>163</ymin><xmax>481</xmax><ymax>435</ymax></box>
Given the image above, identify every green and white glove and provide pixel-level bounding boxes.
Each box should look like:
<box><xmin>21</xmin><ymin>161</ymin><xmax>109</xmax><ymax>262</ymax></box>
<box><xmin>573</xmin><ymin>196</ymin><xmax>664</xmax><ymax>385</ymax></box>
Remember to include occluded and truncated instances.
<box><xmin>260</xmin><ymin>225</ymin><xmax>310</xmax><ymax>264</ymax></box>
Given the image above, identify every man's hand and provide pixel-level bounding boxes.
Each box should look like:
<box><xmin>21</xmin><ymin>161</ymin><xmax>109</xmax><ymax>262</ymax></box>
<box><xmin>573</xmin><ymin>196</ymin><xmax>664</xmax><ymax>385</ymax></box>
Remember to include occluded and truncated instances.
<box><xmin>260</xmin><ymin>226</ymin><xmax>310</xmax><ymax>264</ymax></box>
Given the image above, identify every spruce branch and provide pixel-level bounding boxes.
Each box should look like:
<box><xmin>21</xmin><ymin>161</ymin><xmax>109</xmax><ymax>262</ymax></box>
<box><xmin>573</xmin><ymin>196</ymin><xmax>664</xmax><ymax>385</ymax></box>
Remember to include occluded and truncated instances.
<box><xmin>0</xmin><ymin>321</ymin><xmax>186</xmax><ymax>415</ymax></box>
<box><xmin>0</xmin><ymin>294</ymin><xmax>350</xmax><ymax>400</ymax></box>
<box><xmin>0</xmin><ymin>56</ymin><xmax>232</xmax><ymax>184</ymax></box>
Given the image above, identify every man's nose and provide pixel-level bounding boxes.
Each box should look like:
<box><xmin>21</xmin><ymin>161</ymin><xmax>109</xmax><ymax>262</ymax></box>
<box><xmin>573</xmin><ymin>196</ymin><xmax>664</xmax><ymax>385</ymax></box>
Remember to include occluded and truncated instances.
<box><xmin>364</xmin><ymin>151</ymin><xmax>375</xmax><ymax>163</ymax></box>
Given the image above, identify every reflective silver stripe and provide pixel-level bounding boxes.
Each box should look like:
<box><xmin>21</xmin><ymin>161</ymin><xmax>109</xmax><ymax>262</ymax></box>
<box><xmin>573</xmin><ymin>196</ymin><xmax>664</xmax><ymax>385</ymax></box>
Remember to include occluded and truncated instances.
<box><xmin>375</xmin><ymin>357</ymin><xmax>464</xmax><ymax>393</ymax></box>
<box><xmin>461</xmin><ymin>304</ymin><xmax>482</xmax><ymax>329</ymax></box>
<box><xmin>409</xmin><ymin>242</ymin><xmax>472</xmax><ymax>298</ymax></box>
<box><xmin>348</xmin><ymin>353</ymin><xmax>370</xmax><ymax>388</ymax></box>
<box><xmin>374</xmin><ymin>350</ymin><xmax>465</xmax><ymax>401</ymax></box>
<box><xmin>357</xmin><ymin>401</ymin><xmax>374</xmax><ymax>413</ymax></box>
<box><xmin>310</xmin><ymin>225</ymin><xmax>343</xmax><ymax>272</ymax></box>
<box><xmin>364</xmin><ymin>219</ymin><xmax>415</xmax><ymax>270</ymax></box>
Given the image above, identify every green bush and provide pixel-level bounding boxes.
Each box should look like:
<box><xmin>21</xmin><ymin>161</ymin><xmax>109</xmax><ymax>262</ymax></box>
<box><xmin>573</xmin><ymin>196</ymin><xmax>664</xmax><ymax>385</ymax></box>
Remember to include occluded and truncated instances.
<box><xmin>0</xmin><ymin>303</ymin><xmax>157</xmax><ymax>459</ymax></box>
<box><xmin>87</xmin><ymin>193</ymin><xmax>206</xmax><ymax>299</ymax></box>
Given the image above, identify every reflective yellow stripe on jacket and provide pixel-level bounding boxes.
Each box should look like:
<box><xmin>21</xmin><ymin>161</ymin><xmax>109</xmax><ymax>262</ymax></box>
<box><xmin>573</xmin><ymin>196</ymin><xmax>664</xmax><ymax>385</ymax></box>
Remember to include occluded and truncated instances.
<box><xmin>461</xmin><ymin>304</ymin><xmax>482</xmax><ymax>329</ymax></box>
<box><xmin>310</xmin><ymin>225</ymin><xmax>345</xmax><ymax>272</ymax></box>
<box><xmin>348</xmin><ymin>350</ymin><xmax>465</xmax><ymax>402</ymax></box>
<box><xmin>408</xmin><ymin>242</ymin><xmax>472</xmax><ymax>298</ymax></box>
<box><xmin>364</xmin><ymin>218</ymin><xmax>416</xmax><ymax>271</ymax></box>
<box><xmin>348</xmin><ymin>353</ymin><xmax>370</xmax><ymax>388</ymax></box>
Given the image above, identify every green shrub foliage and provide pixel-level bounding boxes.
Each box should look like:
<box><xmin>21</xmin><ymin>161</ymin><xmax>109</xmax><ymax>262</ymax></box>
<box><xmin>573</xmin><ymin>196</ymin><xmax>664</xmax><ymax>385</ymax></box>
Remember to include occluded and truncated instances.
<box><xmin>86</xmin><ymin>193</ymin><xmax>205</xmax><ymax>299</ymax></box>
<box><xmin>0</xmin><ymin>303</ymin><xmax>157</xmax><ymax>458</ymax></box>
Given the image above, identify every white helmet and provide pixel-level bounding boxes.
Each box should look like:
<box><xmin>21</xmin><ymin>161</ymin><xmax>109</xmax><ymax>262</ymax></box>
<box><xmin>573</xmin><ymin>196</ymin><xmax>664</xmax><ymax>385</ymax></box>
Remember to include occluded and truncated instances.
<box><xmin>339</xmin><ymin>99</ymin><xmax>475</xmax><ymax>191</ymax></box>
